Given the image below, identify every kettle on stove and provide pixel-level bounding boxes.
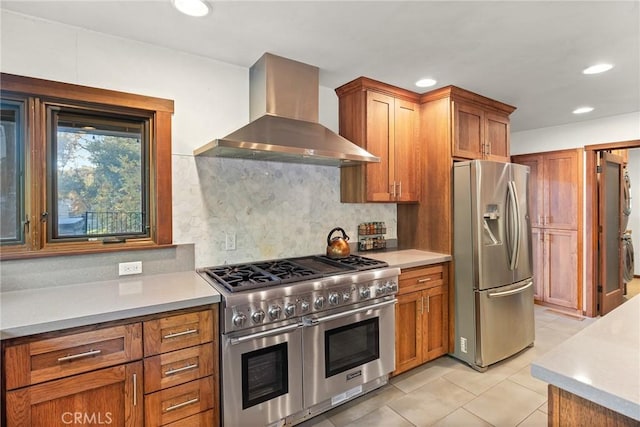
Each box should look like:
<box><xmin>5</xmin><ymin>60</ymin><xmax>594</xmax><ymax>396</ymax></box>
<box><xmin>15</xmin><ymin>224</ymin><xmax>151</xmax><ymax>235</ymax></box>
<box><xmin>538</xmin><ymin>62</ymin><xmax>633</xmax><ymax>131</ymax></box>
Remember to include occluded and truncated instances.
<box><xmin>326</xmin><ymin>227</ymin><xmax>350</xmax><ymax>259</ymax></box>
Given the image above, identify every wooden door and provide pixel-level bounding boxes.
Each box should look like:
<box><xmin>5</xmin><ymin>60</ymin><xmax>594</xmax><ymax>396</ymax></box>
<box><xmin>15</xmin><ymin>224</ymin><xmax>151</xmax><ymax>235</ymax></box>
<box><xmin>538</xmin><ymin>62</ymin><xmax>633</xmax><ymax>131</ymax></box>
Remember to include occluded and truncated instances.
<box><xmin>6</xmin><ymin>362</ymin><xmax>143</xmax><ymax>427</ymax></box>
<box><xmin>423</xmin><ymin>286</ymin><xmax>448</xmax><ymax>361</ymax></box>
<box><xmin>512</xmin><ymin>154</ymin><xmax>544</xmax><ymax>228</ymax></box>
<box><xmin>366</xmin><ymin>91</ymin><xmax>394</xmax><ymax>201</ymax></box>
<box><xmin>544</xmin><ymin>229</ymin><xmax>579</xmax><ymax>309</ymax></box>
<box><xmin>452</xmin><ymin>101</ymin><xmax>484</xmax><ymax>160</ymax></box>
<box><xmin>599</xmin><ymin>152</ymin><xmax>625</xmax><ymax>315</ymax></box>
<box><xmin>543</xmin><ymin>150</ymin><xmax>579</xmax><ymax>229</ymax></box>
<box><xmin>531</xmin><ymin>227</ymin><xmax>545</xmax><ymax>300</ymax></box>
<box><xmin>393</xmin><ymin>291</ymin><xmax>423</xmax><ymax>375</ymax></box>
<box><xmin>393</xmin><ymin>99</ymin><xmax>419</xmax><ymax>202</ymax></box>
<box><xmin>484</xmin><ymin>112</ymin><xmax>510</xmax><ymax>162</ymax></box>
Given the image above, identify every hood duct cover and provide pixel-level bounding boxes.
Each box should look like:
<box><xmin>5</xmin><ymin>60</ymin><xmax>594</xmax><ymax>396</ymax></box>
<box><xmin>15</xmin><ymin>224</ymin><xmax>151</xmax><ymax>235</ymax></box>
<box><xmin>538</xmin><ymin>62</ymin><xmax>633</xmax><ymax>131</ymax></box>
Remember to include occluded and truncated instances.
<box><xmin>193</xmin><ymin>53</ymin><xmax>380</xmax><ymax>167</ymax></box>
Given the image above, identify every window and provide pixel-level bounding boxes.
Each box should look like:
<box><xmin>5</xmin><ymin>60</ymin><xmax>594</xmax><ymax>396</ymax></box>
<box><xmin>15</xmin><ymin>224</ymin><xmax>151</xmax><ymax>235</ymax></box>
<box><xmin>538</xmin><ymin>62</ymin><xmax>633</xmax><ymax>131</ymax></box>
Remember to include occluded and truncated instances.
<box><xmin>0</xmin><ymin>73</ymin><xmax>174</xmax><ymax>258</ymax></box>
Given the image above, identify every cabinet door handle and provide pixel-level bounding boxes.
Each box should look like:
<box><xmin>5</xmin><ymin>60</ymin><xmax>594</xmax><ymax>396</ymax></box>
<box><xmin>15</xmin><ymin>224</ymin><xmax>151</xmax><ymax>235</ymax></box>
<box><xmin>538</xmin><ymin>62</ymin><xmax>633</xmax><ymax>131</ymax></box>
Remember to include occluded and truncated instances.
<box><xmin>397</xmin><ymin>181</ymin><xmax>402</xmax><ymax>198</ymax></box>
<box><xmin>426</xmin><ymin>295</ymin><xmax>430</xmax><ymax>313</ymax></box>
<box><xmin>164</xmin><ymin>363</ymin><xmax>199</xmax><ymax>376</ymax></box>
<box><xmin>133</xmin><ymin>373</ymin><xmax>138</xmax><ymax>406</ymax></box>
<box><xmin>417</xmin><ymin>278</ymin><xmax>432</xmax><ymax>283</ymax></box>
<box><xmin>165</xmin><ymin>397</ymin><xmax>199</xmax><ymax>412</ymax></box>
<box><xmin>57</xmin><ymin>349</ymin><xmax>102</xmax><ymax>362</ymax></box>
<box><xmin>390</xmin><ymin>182</ymin><xmax>396</xmax><ymax>198</ymax></box>
<box><xmin>163</xmin><ymin>328</ymin><xmax>198</xmax><ymax>340</ymax></box>
<box><xmin>486</xmin><ymin>142</ymin><xmax>491</xmax><ymax>155</ymax></box>
<box><xmin>419</xmin><ymin>296</ymin><xmax>423</xmax><ymax>315</ymax></box>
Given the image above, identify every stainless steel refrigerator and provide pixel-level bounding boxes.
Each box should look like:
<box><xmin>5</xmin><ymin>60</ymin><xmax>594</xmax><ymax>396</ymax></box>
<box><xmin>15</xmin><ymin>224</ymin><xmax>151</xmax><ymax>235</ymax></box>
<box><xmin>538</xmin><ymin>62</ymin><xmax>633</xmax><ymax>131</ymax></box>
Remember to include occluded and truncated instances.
<box><xmin>452</xmin><ymin>160</ymin><xmax>535</xmax><ymax>372</ymax></box>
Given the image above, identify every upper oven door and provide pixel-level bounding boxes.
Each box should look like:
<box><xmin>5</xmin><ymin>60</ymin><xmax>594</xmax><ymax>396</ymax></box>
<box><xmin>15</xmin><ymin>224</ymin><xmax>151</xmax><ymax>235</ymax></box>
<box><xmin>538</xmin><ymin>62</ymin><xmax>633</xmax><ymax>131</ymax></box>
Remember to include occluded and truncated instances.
<box><xmin>302</xmin><ymin>298</ymin><xmax>396</xmax><ymax>408</ymax></box>
<box><xmin>222</xmin><ymin>323</ymin><xmax>304</xmax><ymax>427</ymax></box>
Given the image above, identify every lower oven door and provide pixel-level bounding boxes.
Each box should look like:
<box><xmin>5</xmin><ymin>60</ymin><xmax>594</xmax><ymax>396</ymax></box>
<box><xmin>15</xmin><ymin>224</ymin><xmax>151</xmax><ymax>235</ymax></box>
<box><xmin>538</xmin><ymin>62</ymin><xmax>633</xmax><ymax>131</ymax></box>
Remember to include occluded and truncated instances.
<box><xmin>222</xmin><ymin>323</ymin><xmax>304</xmax><ymax>427</ymax></box>
<box><xmin>302</xmin><ymin>298</ymin><xmax>396</xmax><ymax>408</ymax></box>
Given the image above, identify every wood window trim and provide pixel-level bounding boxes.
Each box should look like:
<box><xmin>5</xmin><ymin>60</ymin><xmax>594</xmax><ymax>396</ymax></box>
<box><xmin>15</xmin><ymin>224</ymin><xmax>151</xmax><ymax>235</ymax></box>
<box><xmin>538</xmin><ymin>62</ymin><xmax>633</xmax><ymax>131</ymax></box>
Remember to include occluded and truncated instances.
<box><xmin>0</xmin><ymin>73</ymin><xmax>174</xmax><ymax>259</ymax></box>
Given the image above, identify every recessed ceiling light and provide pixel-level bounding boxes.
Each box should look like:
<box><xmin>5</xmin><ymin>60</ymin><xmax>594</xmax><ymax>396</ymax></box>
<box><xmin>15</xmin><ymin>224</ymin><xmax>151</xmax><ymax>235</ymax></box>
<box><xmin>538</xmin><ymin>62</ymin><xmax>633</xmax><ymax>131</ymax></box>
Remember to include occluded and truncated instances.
<box><xmin>415</xmin><ymin>78</ymin><xmax>437</xmax><ymax>88</ymax></box>
<box><xmin>582</xmin><ymin>63</ymin><xmax>614</xmax><ymax>75</ymax></box>
<box><xmin>172</xmin><ymin>0</ymin><xmax>209</xmax><ymax>17</ymax></box>
<box><xmin>573</xmin><ymin>106</ymin><xmax>594</xmax><ymax>114</ymax></box>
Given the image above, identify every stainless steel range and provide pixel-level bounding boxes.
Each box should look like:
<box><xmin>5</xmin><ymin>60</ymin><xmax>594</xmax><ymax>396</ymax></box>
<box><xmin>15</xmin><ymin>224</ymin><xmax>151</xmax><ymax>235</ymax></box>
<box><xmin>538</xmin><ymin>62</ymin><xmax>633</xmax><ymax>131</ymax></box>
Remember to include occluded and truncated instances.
<box><xmin>198</xmin><ymin>254</ymin><xmax>399</xmax><ymax>427</ymax></box>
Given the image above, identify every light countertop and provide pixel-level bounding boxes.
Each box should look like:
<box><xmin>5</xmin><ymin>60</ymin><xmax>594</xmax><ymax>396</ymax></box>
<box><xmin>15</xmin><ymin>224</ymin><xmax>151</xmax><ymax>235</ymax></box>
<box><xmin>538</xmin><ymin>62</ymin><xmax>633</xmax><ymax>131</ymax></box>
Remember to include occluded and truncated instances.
<box><xmin>531</xmin><ymin>295</ymin><xmax>640</xmax><ymax>421</ymax></box>
<box><xmin>359</xmin><ymin>249</ymin><xmax>451</xmax><ymax>269</ymax></box>
<box><xmin>0</xmin><ymin>271</ymin><xmax>221</xmax><ymax>340</ymax></box>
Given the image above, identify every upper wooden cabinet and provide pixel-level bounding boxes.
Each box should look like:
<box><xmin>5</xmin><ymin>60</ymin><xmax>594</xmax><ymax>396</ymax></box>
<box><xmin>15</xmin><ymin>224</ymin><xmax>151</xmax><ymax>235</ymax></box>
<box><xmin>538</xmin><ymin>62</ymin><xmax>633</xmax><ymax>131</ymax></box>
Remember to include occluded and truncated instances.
<box><xmin>513</xmin><ymin>149</ymin><xmax>582</xmax><ymax>230</ymax></box>
<box><xmin>336</xmin><ymin>77</ymin><xmax>420</xmax><ymax>203</ymax></box>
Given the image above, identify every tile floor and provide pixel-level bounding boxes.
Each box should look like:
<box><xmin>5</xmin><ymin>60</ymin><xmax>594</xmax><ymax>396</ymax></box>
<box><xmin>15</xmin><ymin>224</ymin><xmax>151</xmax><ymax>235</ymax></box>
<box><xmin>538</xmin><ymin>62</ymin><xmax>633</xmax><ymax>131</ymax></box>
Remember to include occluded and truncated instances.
<box><xmin>298</xmin><ymin>305</ymin><xmax>598</xmax><ymax>427</ymax></box>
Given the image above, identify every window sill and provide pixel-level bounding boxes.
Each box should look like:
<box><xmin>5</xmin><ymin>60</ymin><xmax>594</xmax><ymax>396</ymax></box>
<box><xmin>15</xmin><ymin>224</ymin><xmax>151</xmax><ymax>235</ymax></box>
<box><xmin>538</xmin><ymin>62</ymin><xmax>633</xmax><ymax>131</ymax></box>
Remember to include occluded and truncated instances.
<box><xmin>0</xmin><ymin>243</ymin><xmax>177</xmax><ymax>261</ymax></box>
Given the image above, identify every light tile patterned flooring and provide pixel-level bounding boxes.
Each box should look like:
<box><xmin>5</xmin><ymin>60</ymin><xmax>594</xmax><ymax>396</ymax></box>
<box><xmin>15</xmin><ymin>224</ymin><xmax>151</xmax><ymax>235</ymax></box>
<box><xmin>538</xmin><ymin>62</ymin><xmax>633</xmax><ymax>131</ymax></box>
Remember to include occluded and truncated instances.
<box><xmin>298</xmin><ymin>305</ymin><xmax>598</xmax><ymax>427</ymax></box>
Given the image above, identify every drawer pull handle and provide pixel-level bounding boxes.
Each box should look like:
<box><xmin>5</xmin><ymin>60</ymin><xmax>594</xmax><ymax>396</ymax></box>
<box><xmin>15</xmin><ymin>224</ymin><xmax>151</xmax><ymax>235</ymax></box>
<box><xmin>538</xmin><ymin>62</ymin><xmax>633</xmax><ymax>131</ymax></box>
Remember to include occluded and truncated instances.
<box><xmin>163</xmin><ymin>328</ymin><xmax>198</xmax><ymax>339</ymax></box>
<box><xmin>417</xmin><ymin>278</ymin><xmax>432</xmax><ymax>283</ymax></box>
<box><xmin>164</xmin><ymin>363</ymin><xmax>199</xmax><ymax>376</ymax></box>
<box><xmin>165</xmin><ymin>397</ymin><xmax>199</xmax><ymax>412</ymax></box>
<box><xmin>57</xmin><ymin>349</ymin><xmax>102</xmax><ymax>362</ymax></box>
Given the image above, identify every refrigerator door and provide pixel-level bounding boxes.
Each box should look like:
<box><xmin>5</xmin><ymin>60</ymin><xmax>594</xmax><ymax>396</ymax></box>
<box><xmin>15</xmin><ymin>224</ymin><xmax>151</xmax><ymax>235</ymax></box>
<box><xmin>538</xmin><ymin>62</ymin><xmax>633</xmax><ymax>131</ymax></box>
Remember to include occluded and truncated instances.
<box><xmin>510</xmin><ymin>163</ymin><xmax>534</xmax><ymax>283</ymax></box>
<box><xmin>473</xmin><ymin>161</ymin><xmax>514</xmax><ymax>291</ymax></box>
<box><xmin>476</xmin><ymin>278</ymin><xmax>535</xmax><ymax>368</ymax></box>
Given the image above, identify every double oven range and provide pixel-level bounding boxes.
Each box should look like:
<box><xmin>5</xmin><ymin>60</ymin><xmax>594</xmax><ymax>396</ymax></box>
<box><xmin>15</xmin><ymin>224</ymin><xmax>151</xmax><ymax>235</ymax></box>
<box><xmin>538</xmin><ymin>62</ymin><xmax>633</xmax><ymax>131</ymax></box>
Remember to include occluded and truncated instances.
<box><xmin>198</xmin><ymin>254</ymin><xmax>399</xmax><ymax>426</ymax></box>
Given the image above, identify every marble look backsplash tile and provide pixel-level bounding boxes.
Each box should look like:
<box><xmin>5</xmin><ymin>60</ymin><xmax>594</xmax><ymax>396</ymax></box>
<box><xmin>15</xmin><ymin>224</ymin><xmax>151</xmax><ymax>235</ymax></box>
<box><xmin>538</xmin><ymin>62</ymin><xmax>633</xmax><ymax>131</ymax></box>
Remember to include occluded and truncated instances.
<box><xmin>172</xmin><ymin>154</ymin><xmax>397</xmax><ymax>267</ymax></box>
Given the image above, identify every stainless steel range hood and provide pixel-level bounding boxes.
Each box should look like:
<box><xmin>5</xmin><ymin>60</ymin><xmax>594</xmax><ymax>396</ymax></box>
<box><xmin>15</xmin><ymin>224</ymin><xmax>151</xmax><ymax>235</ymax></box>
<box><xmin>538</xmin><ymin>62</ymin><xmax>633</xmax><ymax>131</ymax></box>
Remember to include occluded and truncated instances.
<box><xmin>193</xmin><ymin>53</ymin><xmax>379</xmax><ymax>167</ymax></box>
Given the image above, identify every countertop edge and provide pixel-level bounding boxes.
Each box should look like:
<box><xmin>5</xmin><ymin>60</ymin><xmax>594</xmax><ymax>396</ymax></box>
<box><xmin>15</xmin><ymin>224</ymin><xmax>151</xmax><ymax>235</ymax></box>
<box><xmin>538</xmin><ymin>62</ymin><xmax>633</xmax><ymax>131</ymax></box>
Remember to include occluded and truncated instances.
<box><xmin>0</xmin><ymin>294</ymin><xmax>221</xmax><ymax>340</ymax></box>
<box><xmin>531</xmin><ymin>364</ymin><xmax>640</xmax><ymax>421</ymax></box>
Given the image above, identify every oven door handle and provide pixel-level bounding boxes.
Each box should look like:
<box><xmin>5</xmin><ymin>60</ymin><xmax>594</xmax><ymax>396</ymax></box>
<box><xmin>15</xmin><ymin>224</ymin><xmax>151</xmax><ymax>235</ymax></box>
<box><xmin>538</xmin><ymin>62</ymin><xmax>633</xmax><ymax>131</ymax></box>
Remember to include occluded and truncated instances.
<box><xmin>229</xmin><ymin>323</ymin><xmax>302</xmax><ymax>345</ymax></box>
<box><xmin>304</xmin><ymin>298</ymin><xmax>397</xmax><ymax>326</ymax></box>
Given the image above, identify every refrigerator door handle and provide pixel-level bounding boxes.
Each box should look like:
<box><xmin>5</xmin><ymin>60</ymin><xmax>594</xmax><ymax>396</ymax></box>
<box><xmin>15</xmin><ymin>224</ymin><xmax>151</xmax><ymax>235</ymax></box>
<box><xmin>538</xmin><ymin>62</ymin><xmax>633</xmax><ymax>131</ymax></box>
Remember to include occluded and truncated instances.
<box><xmin>507</xmin><ymin>181</ymin><xmax>521</xmax><ymax>270</ymax></box>
<box><xmin>488</xmin><ymin>280</ymin><xmax>533</xmax><ymax>298</ymax></box>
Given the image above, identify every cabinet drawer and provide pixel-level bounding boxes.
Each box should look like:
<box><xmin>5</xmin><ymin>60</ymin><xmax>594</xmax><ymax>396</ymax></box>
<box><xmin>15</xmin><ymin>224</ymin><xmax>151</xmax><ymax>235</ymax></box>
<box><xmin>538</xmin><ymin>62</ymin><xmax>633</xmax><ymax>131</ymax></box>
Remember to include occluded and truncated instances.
<box><xmin>162</xmin><ymin>410</ymin><xmax>216</xmax><ymax>427</ymax></box>
<box><xmin>144</xmin><ymin>343</ymin><xmax>214</xmax><ymax>393</ymax></box>
<box><xmin>144</xmin><ymin>310</ymin><xmax>213</xmax><ymax>356</ymax></box>
<box><xmin>4</xmin><ymin>323</ymin><xmax>143</xmax><ymax>390</ymax></box>
<box><xmin>144</xmin><ymin>377</ymin><xmax>214</xmax><ymax>427</ymax></box>
<box><xmin>398</xmin><ymin>264</ymin><xmax>444</xmax><ymax>294</ymax></box>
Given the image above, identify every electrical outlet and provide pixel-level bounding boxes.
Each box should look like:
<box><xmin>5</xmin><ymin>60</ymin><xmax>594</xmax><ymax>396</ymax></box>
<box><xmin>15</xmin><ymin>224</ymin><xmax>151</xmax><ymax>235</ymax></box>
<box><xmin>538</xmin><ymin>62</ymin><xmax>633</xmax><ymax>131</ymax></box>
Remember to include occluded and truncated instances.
<box><xmin>225</xmin><ymin>232</ymin><xmax>236</xmax><ymax>251</ymax></box>
<box><xmin>119</xmin><ymin>261</ymin><xmax>143</xmax><ymax>276</ymax></box>
<box><xmin>460</xmin><ymin>337</ymin><xmax>468</xmax><ymax>353</ymax></box>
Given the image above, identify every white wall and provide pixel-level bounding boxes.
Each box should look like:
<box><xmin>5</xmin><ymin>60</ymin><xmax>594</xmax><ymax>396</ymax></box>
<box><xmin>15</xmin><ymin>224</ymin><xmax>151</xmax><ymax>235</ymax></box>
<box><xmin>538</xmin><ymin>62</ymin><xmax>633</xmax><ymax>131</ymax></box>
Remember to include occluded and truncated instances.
<box><xmin>511</xmin><ymin>112</ymin><xmax>640</xmax><ymax>155</ymax></box>
<box><xmin>0</xmin><ymin>10</ymin><xmax>397</xmax><ymax>268</ymax></box>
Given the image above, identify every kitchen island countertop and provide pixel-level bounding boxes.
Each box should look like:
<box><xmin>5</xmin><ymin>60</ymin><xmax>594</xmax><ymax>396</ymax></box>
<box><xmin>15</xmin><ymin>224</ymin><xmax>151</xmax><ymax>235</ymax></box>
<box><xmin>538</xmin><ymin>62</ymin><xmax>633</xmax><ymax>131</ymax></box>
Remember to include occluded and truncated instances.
<box><xmin>0</xmin><ymin>271</ymin><xmax>221</xmax><ymax>340</ymax></box>
<box><xmin>359</xmin><ymin>249</ymin><xmax>451</xmax><ymax>269</ymax></box>
<box><xmin>531</xmin><ymin>295</ymin><xmax>640</xmax><ymax>421</ymax></box>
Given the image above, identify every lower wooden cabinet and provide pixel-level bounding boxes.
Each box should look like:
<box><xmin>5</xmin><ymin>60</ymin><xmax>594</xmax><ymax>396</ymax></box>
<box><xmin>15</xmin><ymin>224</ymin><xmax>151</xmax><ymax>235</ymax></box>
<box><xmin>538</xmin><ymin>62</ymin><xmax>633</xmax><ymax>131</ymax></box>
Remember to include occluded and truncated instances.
<box><xmin>6</xmin><ymin>362</ymin><xmax>143</xmax><ymax>427</ymax></box>
<box><xmin>531</xmin><ymin>227</ymin><xmax>579</xmax><ymax>310</ymax></box>
<box><xmin>393</xmin><ymin>263</ymin><xmax>449</xmax><ymax>376</ymax></box>
<box><xmin>2</xmin><ymin>305</ymin><xmax>219</xmax><ymax>427</ymax></box>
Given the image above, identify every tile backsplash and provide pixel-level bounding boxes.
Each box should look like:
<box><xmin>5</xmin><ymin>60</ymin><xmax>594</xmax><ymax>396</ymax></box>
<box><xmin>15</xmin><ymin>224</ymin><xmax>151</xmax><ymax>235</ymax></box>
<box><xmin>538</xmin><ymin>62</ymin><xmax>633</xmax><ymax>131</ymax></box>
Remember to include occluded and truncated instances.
<box><xmin>173</xmin><ymin>154</ymin><xmax>397</xmax><ymax>267</ymax></box>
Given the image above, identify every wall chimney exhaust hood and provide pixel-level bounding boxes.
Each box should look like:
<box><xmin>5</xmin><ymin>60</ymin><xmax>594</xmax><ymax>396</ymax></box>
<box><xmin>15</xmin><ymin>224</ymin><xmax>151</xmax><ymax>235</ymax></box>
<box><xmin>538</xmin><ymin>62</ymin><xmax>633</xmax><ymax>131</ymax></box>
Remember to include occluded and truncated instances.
<box><xmin>193</xmin><ymin>53</ymin><xmax>380</xmax><ymax>167</ymax></box>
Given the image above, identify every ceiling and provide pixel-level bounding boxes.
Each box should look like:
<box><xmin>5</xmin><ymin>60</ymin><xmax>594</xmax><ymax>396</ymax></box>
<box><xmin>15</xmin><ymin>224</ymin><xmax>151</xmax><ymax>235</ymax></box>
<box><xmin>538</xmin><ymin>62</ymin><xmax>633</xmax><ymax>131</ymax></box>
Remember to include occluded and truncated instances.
<box><xmin>2</xmin><ymin>0</ymin><xmax>639</xmax><ymax>132</ymax></box>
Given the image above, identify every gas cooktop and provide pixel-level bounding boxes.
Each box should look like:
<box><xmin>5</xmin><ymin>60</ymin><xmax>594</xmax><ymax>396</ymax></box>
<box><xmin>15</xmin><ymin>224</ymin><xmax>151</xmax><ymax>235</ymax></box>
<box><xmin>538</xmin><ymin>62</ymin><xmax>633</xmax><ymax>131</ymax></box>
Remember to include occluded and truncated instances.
<box><xmin>200</xmin><ymin>254</ymin><xmax>388</xmax><ymax>293</ymax></box>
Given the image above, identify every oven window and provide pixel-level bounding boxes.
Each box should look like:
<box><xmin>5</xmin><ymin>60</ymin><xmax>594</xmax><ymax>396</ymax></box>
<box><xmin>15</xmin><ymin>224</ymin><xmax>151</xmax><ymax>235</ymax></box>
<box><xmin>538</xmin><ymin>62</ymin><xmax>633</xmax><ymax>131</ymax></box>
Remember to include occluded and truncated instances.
<box><xmin>325</xmin><ymin>318</ymin><xmax>379</xmax><ymax>378</ymax></box>
<box><xmin>241</xmin><ymin>342</ymin><xmax>289</xmax><ymax>409</ymax></box>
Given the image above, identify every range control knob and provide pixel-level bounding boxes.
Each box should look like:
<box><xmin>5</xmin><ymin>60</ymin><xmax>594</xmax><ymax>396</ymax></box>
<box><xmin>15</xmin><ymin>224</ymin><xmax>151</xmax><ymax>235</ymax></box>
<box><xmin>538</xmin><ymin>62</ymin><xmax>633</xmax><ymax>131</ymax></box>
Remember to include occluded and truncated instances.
<box><xmin>376</xmin><ymin>285</ymin><xmax>386</xmax><ymax>296</ymax></box>
<box><xmin>386</xmin><ymin>280</ymin><xmax>398</xmax><ymax>293</ymax></box>
<box><xmin>328</xmin><ymin>292</ymin><xmax>340</xmax><ymax>306</ymax></box>
<box><xmin>251</xmin><ymin>310</ymin><xmax>266</xmax><ymax>324</ymax></box>
<box><xmin>314</xmin><ymin>296</ymin><xmax>326</xmax><ymax>310</ymax></box>
<box><xmin>300</xmin><ymin>301</ymin><xmax>310</xmax><ymax>313</ymax></box>
<box><xmin>233</xmin><ymin>313</ymin><xmax>247</xmax><ymax>328</ymax></box>
<box><xmin>284</xmin><ymin>303</ymin><xmax>296</xmax><ymax>317</ymax></box>
<box><xmin>268</xmin><ymin>305</ymin><xmax>282</xmax><ymax>320</ymax></box>
<box><xmin>342</xmin><ymin>292</ymin><xmax>351</xmax><ymax>303</ymax></box>
<box><xmin>360</xmin><ymin>287</ymin><xmax>371</xmax><ymax>299</ymax></box>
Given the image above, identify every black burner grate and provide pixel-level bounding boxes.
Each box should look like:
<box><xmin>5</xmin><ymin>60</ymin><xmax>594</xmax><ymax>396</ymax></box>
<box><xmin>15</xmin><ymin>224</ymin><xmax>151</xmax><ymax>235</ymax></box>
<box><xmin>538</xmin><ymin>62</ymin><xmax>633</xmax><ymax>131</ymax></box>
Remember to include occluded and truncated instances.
<box><xmin>254</xmin><ymin>260</ymin><xmax>323</xmax><ymax>283</ymax></box>
<box><xmin>319</xmin><ymin>254</ymin><xmax>388</xmax><ymax>270</ymax></box>
<box><xmin>203</xmin><ymin>264</ymin><xmax>281</xmax><ymax>292</ymax></box>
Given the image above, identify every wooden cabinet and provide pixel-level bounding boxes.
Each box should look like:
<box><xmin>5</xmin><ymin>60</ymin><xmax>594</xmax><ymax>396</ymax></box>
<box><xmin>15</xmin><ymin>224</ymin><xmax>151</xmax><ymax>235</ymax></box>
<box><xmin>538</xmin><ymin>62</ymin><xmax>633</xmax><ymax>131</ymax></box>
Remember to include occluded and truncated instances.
<box><xmin>336</xmin><ymin>77</ymin><xmax>420</xmax><ymax>203</ymax></box>
<box><xmin>143</xmin><ymin>309</ymin><xmax>218</xmax><ymax>427</ymax></box>
<box><xmin>393</xmin><ymin>263</ymin><xmax>448</xmax><ymax>376</ymax></box>
<box><xmin>513</xmin><ymin>149</ymin><xmax>583</xmax><ymax>311</ymax></box>
<box><xmin>2</xmin><ymin>306</ymin><xmax>219</xmax><ymax>427</ymax></box>
<box><xmin>453</xmin><ymin>99</ymin><xmax>513</xmax><ymax>162</ymax></box>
